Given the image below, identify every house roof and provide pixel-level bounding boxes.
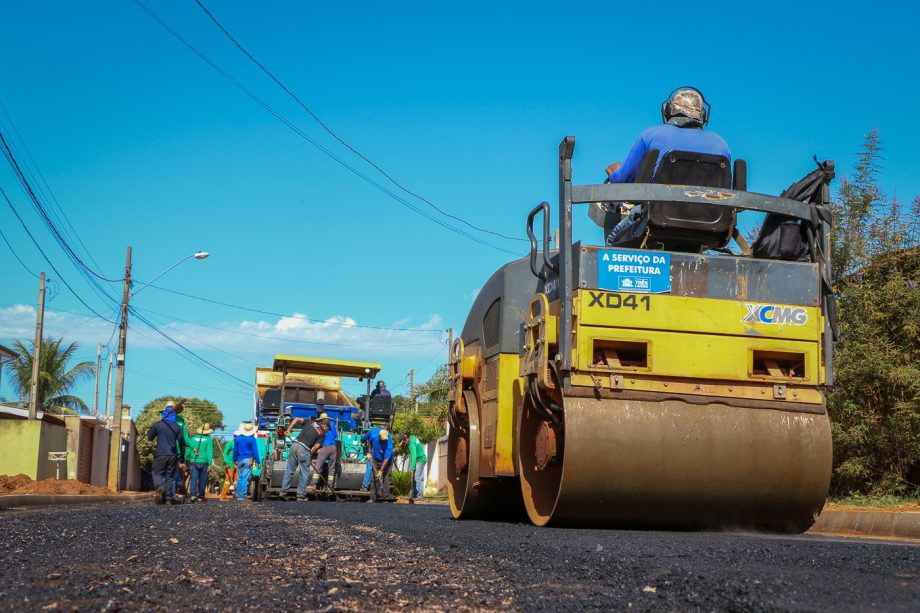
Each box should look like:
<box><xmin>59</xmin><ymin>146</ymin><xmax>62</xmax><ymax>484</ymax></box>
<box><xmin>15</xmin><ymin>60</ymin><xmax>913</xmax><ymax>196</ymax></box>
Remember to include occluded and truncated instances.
<box><xmin>0</xmin><ymin>405</ymin><xmax>66</xmax><ymax>426</ymax></box>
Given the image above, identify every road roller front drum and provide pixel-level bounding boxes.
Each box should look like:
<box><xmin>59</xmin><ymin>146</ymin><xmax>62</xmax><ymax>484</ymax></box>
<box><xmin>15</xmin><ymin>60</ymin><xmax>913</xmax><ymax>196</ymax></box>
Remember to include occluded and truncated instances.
<box><xmin>517</xmin><ymin>391</ymin><xmax>832</xmax><ymax>531</ymax></box>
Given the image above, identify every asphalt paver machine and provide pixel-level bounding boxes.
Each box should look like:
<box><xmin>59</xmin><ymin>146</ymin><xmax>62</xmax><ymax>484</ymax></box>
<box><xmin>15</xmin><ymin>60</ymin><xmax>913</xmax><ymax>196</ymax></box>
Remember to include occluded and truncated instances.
<box><xmin>254</xmin><ymin>354</ymin><xmax>392</xmax><ymax>500</ymax></box>
<box><xmin>448</xmin><ymin>137</ymin><xmax>836</xmax><ymax>531</ymax></box>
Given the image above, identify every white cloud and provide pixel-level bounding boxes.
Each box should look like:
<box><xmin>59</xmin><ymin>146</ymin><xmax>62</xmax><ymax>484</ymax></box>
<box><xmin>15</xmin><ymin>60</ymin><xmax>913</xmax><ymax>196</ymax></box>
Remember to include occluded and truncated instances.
<box><xmin>0</xmin><ymin>305</ymin><xmax>446</xmax><ymax>360</ymax></box>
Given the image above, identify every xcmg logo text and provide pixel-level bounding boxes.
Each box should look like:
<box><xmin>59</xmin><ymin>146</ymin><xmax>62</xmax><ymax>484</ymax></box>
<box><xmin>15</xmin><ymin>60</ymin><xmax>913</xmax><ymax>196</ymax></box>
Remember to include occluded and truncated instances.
<box><xmin>742</xmin><ymin>304</ymin><xmax>808</xmax><ymax>325</ymax></box>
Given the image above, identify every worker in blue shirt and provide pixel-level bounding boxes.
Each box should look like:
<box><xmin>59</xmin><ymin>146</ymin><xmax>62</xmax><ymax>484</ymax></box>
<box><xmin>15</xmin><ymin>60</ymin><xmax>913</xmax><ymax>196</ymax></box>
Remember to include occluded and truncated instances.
<box><xmin>312</xmin><ymin>413</ymin><xmax>338</xmax><ymax>491</ymax></box>
<box><xmin>606</xmin><ymin>87</ymin><xmax>731</xmax><ymax>240</ymax></box>
<box><xmin>232</xmin><ymin>422</ymin><xmax>261</xmax><ymax>501</ymax></box>
<box><xmin>361</xmin><ymin>426</ymin><xmax>393</xmax><ymax>502</ymax></box>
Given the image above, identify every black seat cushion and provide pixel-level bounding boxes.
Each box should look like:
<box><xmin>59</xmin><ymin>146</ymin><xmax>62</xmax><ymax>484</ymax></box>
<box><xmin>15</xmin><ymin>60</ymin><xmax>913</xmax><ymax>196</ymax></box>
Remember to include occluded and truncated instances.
<box><xmin>615</xmin><ymin>149</ymin><xmax>736</xmax><ymax>252</ymax></box>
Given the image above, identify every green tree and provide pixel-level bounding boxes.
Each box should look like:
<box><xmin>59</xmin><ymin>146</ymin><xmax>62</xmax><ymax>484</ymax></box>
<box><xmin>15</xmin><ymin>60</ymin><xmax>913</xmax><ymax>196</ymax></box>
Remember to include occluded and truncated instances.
<box><xmin>828</xmin><ymin>248</ymin><xmax>920</xmax><ymax>496</ymax></box>
<box><xmin>135</xmin><ymin>395</ymin><xmax>224</xmax><ymax>469</ymax></box>
<box><xmin>827</xmin><ymin>130</ymin><xmax>920</xmax><ymax>497</ymax></box>
<box><xmin>392</xmin><ymin>364</ymin><xmax>448</xmax><ymax>443</ymax></box>
<box><xmin>4</xmin><ymin>338</ymin><xmax>94</xmax><ymax>414</ymax></box>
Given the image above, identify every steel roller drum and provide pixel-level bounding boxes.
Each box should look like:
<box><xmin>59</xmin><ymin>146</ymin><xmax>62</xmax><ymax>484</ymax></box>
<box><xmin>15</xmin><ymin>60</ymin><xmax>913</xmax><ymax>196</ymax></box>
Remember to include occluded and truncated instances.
<box><xmin>519</xmin><ymin>396</ymin><xmax>832</xmax><ymax>531</ymax></box>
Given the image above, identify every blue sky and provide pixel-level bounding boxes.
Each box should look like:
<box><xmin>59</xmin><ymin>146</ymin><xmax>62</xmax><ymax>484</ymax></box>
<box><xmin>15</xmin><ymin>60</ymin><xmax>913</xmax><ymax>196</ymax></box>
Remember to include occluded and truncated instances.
<box><xmin>1</xmin><ymin>0</ymin><xmax>918</xmax><ymax>431</ymax></box>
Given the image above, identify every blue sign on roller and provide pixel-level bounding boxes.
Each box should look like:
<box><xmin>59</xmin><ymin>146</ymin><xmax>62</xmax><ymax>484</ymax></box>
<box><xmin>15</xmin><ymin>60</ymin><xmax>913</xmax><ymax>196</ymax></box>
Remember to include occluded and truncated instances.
<box><xmin>597</xmin><ymin>249</ymin><xmax>671</xmax><ymax>294</ymax></box>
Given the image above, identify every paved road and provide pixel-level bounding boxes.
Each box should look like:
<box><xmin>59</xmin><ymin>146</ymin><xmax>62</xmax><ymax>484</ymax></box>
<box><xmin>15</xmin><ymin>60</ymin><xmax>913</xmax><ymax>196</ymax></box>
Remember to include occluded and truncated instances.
<box><xmin>1</xmin><ymin>499</ymin><xmax>917</xmax><ymax>611</ymax></box>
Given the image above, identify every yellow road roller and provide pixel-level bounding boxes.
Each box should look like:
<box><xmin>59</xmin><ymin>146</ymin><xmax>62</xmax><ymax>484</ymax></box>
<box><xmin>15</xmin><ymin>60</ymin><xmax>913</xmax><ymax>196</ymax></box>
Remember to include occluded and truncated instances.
<box><xmin>448</xmin><ymin>136</ymin><xmax>836</xmax><ymax>531</ymax></box>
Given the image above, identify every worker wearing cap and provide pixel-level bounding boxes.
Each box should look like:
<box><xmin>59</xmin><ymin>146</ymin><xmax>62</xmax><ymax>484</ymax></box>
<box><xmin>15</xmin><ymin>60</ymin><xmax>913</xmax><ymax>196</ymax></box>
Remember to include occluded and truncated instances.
<box><xmin>400</xmin><ymin>433</ymin><xmax>428</xmax><ymax>503</ymax></box>
<box><xmin>146</xmin><ymin>401</ymin><xmax>187</xmax><ymax>505</ymax></box>
<box><xmin>219</xmin><ymin>434</ymin><xmax>237</xmax><ymax>500</ymax></box>
<box><xmin>361</xmin><ymin>426</ymin><xmax>393</xmax><ymax>503</ymax></box>
<box><xmin>282</xmin><ymin>416</ymin><xmax>325</xmax><ymax>501</ymax></box>
<box><xmin>232</xmin><ymin>422</ymin><xmax>261</xmax><ymax>501</ymax></box>
<box><xmin>312</xmin><ymin>413</ymin><xmax>338</xmax><ymax>492</ymax></box>
<box><xmin>186</xmin><ymin>423</ymin><xmax>214</xmax><ymax>503</ymax></box>
<box><xmin>605</xmin><ymin>87</ymin><xmax>731</xmax><ymax>242</ymax></box>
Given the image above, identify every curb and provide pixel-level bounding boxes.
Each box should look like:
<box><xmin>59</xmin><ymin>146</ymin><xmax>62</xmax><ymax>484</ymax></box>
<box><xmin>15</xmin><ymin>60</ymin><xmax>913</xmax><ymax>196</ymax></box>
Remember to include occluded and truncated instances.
<box><xmin>0</xmin><ymin>492</ymin><xmax>151</xmax><ymax>510</ymax></box>
<box><xmin>810</xmin><ymin>510</ymin><xmax>920</xmax><ymax>539</ymax></box>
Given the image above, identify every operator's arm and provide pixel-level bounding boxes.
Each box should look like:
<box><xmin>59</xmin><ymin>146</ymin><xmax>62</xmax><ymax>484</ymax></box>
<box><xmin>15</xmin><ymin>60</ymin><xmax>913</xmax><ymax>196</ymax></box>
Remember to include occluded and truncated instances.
<box><xmin>146</xmin><ymin>423</ymin><xmax>158</xmax><ymax>441</ymax></box>
<box><xmin>285</xmin><ymin>417</ymin><xmax>304</xmax><ymax>436</ymax></box>
<box><xmin>608</xmin><ymin>134</ymin><xmax>649</xmax><ymax>184</ymax></box>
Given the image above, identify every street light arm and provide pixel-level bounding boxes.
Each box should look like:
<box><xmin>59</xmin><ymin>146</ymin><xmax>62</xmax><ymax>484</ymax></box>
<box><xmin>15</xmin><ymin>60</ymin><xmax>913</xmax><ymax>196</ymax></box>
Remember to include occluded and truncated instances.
<box><xmin>131</xmin><ymin>252</ymin><xmax>208</xmax><ymax>296</ymax></box>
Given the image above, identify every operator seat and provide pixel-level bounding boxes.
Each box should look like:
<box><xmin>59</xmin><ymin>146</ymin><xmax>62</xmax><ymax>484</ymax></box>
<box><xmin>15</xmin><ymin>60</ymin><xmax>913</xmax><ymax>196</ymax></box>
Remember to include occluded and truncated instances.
<box><xmin>610</xmin><ymin>149</ymin><xmax>746</xmax><ymax>252</ymax></box>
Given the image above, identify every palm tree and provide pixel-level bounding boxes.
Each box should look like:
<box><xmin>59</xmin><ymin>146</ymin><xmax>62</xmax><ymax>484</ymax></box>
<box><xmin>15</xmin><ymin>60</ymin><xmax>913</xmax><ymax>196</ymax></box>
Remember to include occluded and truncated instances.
<box><xmin>5</xmin><ymin>338</ymin><xmax>95</xmax><ymax>415</ymax></box>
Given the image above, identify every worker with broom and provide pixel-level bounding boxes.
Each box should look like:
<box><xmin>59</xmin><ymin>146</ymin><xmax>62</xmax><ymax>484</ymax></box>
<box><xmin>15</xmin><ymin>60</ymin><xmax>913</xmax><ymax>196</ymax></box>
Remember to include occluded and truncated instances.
<box><xmin>361</xmin><ymin>426</ymin><xmax>393</xmax><ymax>503</ymax></box>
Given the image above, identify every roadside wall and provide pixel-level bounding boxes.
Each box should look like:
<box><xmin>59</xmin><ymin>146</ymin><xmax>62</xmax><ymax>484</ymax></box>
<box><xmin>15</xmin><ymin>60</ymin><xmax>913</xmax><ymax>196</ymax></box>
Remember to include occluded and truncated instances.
<box><xmin>424</xmin><ymin>434</ymin><xmax>448</xmax><ymax>495</ymax></box>
<box><xmin>91</xmin><ymin>428</ymin><xmax>111</xmax><ymax>487</ymax></box>
<box><xmin>0</xmin><ymin>420</ymin><xmax>68</xmax><ymax>480</ymax></box>
<box><xmin>120</xmin><ymin>416</ymin><xmax>141</xmax><ymax>491</ymax></box>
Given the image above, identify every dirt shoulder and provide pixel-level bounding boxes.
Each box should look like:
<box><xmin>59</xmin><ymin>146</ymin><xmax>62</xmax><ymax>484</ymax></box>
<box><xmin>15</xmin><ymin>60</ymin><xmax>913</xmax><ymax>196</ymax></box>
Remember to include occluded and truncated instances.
<box><xmin>824</xmin><ymin>501</ymin><xmax>920</xmax><ymax>514</ymax></box>
<box><xmin>0</xmin><ymin>474</ymin><xmax>120</xmax><ymax>496</ymax></box>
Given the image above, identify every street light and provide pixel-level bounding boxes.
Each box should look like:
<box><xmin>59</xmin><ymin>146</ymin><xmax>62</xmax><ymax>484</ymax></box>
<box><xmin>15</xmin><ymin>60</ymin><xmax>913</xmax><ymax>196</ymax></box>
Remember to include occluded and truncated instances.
<box><xmin>107</xmin><ymin>248</ymin><xmax>209</xmax><ymax>490</ymax></box>
<box><xmin>132</xmin><ymin>251</ymin><xmax>210</xmax><ymax>296</ymax></box>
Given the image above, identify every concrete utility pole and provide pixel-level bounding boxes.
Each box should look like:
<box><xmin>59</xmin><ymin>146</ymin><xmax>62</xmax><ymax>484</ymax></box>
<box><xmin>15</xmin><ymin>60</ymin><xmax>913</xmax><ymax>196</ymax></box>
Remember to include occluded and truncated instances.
<box><xmin>448</xmin><ymin>327</ymin><xmax>453</xmax><ymax>363</ymax></box>
<box><xmin>28</xmin><ymin>272</ymin><xmax>46</xmax><ymax>420</ymax></box>
<box><xmin>93</xmin><ymin>343</ymin><xmax>102</xmax><ymax>415</ymax></box>
<box><xmin>107</xmin><ymin>246</ymin><xmax>131</xmax><ymax>490</ymax></box>
<box><xmin>409</xmin><ymin>369</ymin><xmax>414</xmax><ymax>399</ymax></box>
<box><xmin>104</xmin><ymin>352</ymin><xmax>113</xmax><ymax>420</ymax></box>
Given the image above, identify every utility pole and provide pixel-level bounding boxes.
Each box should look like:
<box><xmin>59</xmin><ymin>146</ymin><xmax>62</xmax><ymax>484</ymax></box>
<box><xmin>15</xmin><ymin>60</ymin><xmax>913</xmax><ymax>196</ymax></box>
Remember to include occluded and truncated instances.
<box><xmin>28</xmin><ymin>272</ymin><xmax>46</xmax><ymax>420</ymax></box>
<box><xmin>93</xmin><ymin>343</ymin><xmax>102</xmax><ymax>415</ymax></box>
<box><xmin>409</xmin><ymin>369</ymin><xmax>414</xmax><ymax>400</ymax></box>
<box><xmin>107</xmin><ymin>246</ymin><xmax>131</xmax><ymax>490</ymax></box>
<box><xmin>448</xmin><ymin>328</ymin><xmax>454</xmax><ymax>363</ymax></box>
<box><xmin>104</xmin><ymin>353</ymin><xmax>113</xmax><ymax>420</ymax></box>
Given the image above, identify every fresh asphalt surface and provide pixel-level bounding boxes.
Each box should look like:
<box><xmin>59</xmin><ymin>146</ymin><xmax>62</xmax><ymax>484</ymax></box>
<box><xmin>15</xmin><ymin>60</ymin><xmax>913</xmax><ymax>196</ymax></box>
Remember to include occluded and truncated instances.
<box><xmin>0</xmin><ymin>499</ymin><xmax>917</xmax><ymax>611</ymax></box>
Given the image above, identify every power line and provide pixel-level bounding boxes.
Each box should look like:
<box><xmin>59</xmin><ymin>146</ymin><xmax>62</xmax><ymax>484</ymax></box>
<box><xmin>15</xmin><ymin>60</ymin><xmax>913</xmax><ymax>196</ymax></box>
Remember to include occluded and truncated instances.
<box><xmin>0</xmin><ymin>226</ymin><xmax>38</xmax><ymax>277</ymax></box>
<box><xmin>129</xmin><ymin>307</ymin><xmax>251</xmax><ymax>389</ymax></box>
<box><xmin>1</xmin><ymin>184</ymin><xmax>115</xmax><ymax>322</ymax></box>
<box><xmin>127</xmin><ymin>367</ymin><xmax>252</xmax><ymax>399</ymax></box>
<box><xmin>0</xmin><ymin>130</ymin><xmax>121</xmax><ymax>283</ymax></box>
<box><xmin>193</xmin><ymin>0</ymin><xmax>527</xmax><ymax>245</ymax></box>
<box><xmin>138</xmin><ymin>282</ymin><xmax>445</xmax><ymax>333</ymax></box>
<box><xmin>131</xmin><ymin>306</ymin><xmax>261</xmax><ymax>367</ymax></box>
<box><xmin>132</xmin><ymin>304</ymin><xmax>445</xmax><ymax>347</ymax></box>
<box><xmin>130</xmin><ymin>0</ymin><xmax>521</xmax><ymax>257</ymax></box>
<box><xmin>0</xmin><ymin>98</ymin><xmax>109</xmax><ymax>276</ymax></box>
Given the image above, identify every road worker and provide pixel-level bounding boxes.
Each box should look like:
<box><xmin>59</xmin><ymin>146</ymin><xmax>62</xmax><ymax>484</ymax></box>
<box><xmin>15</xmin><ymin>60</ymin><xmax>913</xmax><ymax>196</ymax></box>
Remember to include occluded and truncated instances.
<box><xmin>370</xmin><ymin>380</ymin><xmax>391</xmax><ymax>398</ymax></box>
<box><xmin>400</xmin><ymin>432</ymin><xmax>428</xmax><ymax>503</ymax></box>
<box><xmin>281</xmin><ymin>416</ymin><xmax>325</xmax><ymax>501</ymax></box>
<box><xmin>232</xmin><ymin>422</ymin><xmax>261</xmax><ymax>501</ymax></box>
<box><xmin>171</xmin><ymin>399</ymin><xmax>192</xmax><ymax>497</ymax></box>
<box><xmin>313</xmin><ymin>412</ymin><xmax>338</xmax><ymax>492</ymax></box>
<box><xmin>146</xmin><ymin>401</ymin><xmax>187</xmax><ymax>505</ymax></box>
<box><xmin>219</xmin><ymin>434</ymin><xmax>237</xmax><ymax>499</ymax></box>
<box><xmin>186</xmin><ymin>423</ymin><xmax>214</xmax><ymax>502</ymax></box>
<box><xmin>361</xmin><ymin>426</ymin><xmax>393</xmax><ymax>503</ymax></box>
<box><xmin>605</xmin><ymin>87</ymin><xmax>732</xmax><ymax>242</ymax></box>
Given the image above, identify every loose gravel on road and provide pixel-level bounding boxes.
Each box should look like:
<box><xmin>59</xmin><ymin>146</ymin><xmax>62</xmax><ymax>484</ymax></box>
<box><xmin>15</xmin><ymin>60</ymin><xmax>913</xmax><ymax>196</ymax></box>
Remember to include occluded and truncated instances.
<box><xmin>0</xmin><ymin>499</ymin><xmax>917</xmax><ymax>611</ymax></box>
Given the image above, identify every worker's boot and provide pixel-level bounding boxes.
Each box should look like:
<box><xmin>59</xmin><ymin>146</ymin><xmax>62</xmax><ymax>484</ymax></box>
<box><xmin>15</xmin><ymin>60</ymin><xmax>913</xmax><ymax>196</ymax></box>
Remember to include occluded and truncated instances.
<box><xmin>155</xmin><ymin>487</ymin><xmax>166</xmax><ymax>505</ymax></box>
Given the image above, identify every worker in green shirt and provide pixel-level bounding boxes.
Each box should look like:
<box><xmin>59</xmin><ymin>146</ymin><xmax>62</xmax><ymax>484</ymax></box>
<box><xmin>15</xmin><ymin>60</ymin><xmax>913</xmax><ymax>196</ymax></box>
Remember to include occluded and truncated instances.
<box><xmin>400</xmin><ymin>433</ymin><xmax>428</xmax><ymax>503</ymax></box>
<box><xmin>171</xmin><ymin>399</ymin><xmax>192</xmax><ymax>496</ymax></box>
<box><xmin>220</xmin><ymin>435</ymin><xmax>237</xmax><ymax>500</ymax></box>
<box><xmin>187</xmin><ymin>423</ymin><xmax>214</xmax><ymax>502</ymax></box>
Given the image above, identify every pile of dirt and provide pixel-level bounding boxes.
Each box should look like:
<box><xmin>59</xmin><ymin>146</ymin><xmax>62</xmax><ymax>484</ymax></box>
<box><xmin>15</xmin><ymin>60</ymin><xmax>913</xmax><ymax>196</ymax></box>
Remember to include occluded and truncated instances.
<box><xmin>0</xmin><ymin>474</ymin><xmax>35</xmax><ymax>494</ymax></box>
<box><xmin>0</xmin><ymin>475</ymin><xmax>115</xmax><ymax>496</ymax></box>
